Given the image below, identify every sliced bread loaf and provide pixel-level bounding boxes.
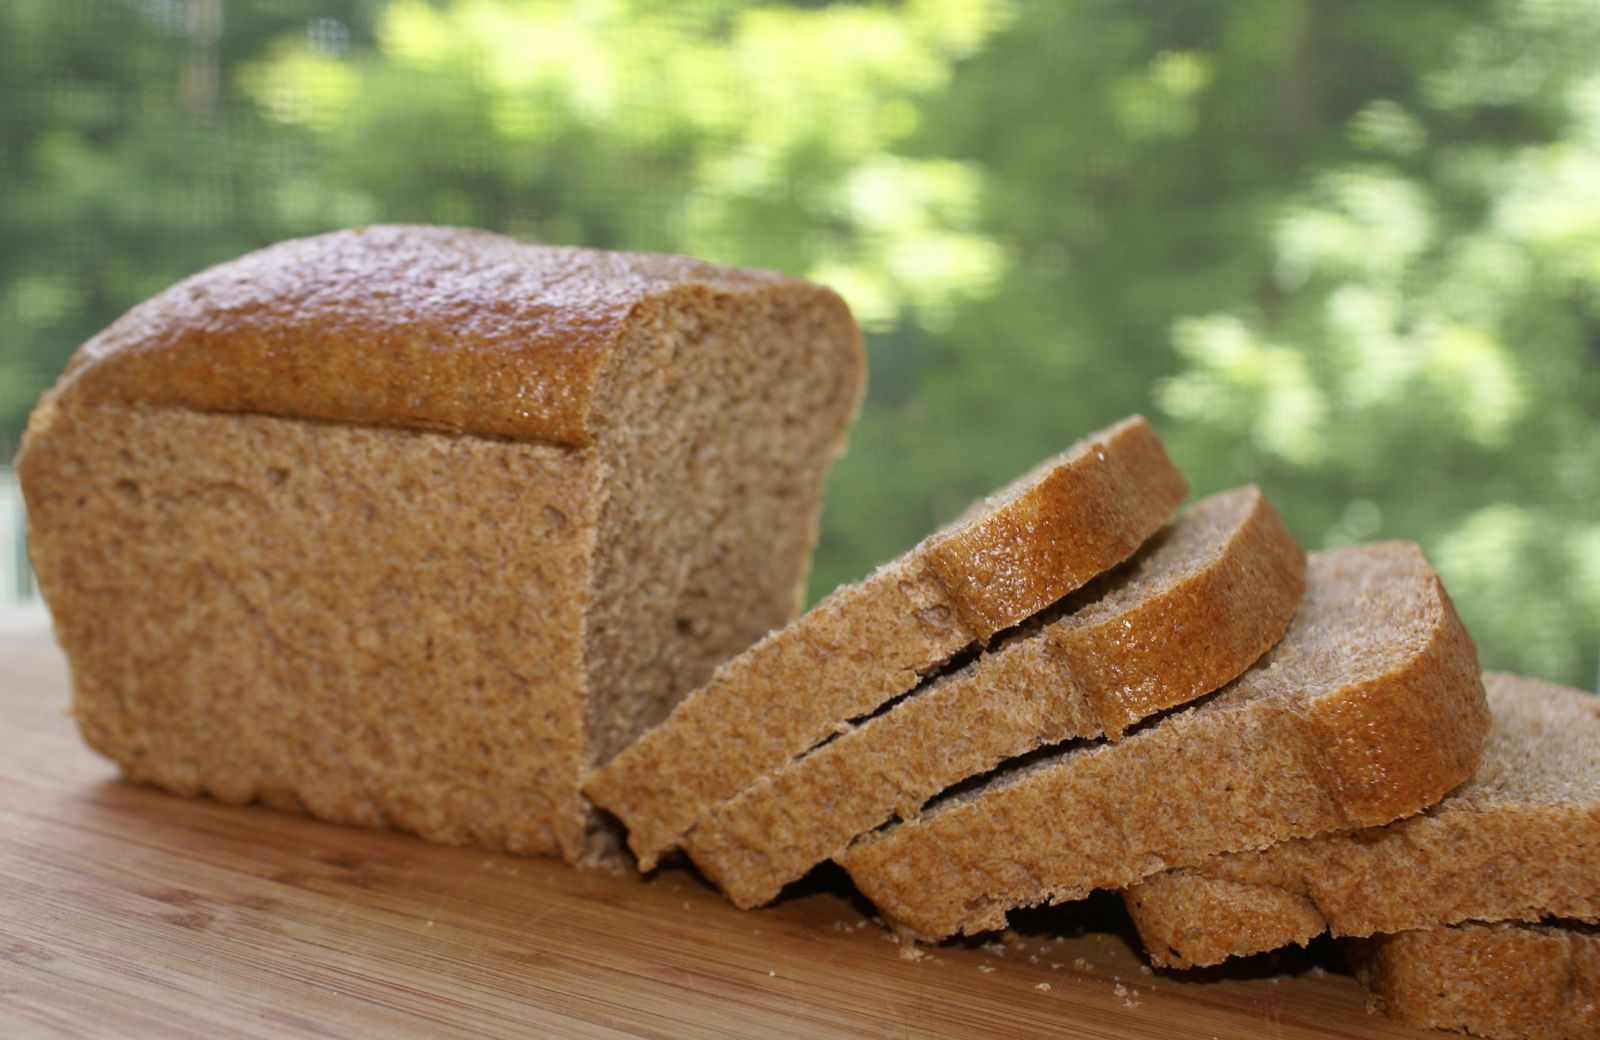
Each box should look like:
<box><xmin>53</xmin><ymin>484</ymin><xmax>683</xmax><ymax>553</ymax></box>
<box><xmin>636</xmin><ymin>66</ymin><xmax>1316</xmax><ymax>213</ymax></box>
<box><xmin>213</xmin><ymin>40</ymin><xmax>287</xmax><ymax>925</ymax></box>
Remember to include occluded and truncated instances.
<box><xmin>1122</xmin><ymin>672</ymin><xmax>1600</xmax><ymax>967</ymax></box>
<box><xmin>18</xmin><ymin>225</ymin><xmax>864</xmax><ymax>863</ymax></box>
<box><xmin>584</xmin><ymin>416</ymin><xmax>1188</xmax><ymax>869</ymax></box>
<box><xmin>838</xmin><ymin>543</ymin><xmax>1489</xmax><ymax>940</ymax></box>
<box><xmin>1347</xmin><ymin>920</ymin><xmax>1599</xmax><ymax>1040</ymax></box>
<box><xmin>682</xmin><ymin>485</ymin><xmax>1306</xmax><ymax>908</ymax></box>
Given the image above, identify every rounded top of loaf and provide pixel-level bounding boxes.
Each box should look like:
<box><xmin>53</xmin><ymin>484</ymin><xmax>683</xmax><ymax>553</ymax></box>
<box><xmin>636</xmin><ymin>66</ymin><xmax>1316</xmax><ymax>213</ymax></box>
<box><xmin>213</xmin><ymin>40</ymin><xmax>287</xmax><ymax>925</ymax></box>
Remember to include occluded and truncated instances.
<box><xmin>53</xmin><ymin>224</ymin><xmax>858</xmax><ymax>446</ymax></box>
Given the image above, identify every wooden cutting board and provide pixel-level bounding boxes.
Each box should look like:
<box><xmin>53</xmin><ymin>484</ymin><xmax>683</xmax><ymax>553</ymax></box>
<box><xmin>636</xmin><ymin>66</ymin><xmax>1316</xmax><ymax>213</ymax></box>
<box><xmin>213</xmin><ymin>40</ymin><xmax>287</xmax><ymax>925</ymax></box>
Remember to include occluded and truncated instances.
<box><xmin>0</xmin><ymin>620</ymin><xmax>1431</xmax><ymax>1039</ymax></box>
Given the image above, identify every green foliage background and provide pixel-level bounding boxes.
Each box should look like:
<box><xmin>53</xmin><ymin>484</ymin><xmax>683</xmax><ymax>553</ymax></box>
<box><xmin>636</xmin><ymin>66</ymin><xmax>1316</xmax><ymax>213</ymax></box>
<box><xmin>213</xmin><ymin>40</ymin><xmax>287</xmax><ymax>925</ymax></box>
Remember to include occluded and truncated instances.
<box><xmin>2</xmin><ymin>0</ymin><xmax>1596</xmax><ymax>687</ymax></box>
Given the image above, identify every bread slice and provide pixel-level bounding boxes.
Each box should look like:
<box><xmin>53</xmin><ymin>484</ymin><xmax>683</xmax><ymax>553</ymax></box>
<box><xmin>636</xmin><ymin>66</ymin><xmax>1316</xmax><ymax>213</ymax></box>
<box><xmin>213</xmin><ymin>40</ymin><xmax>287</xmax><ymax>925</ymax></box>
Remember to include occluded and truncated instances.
<box><xmin>584</xmin><ymin>416</ymin><xmax>1188</xmax><ymax>869</ymax></box>
<box><xmin>1347</xmin><ymin>920</ymin><xmax>1599</xmax><ymax>1040</ymax></box>
<box><xmin>838</xmin><ymin>542</ymin><xmax>1488</xmax><ymax>940</ymax></box>
<box><xmin>1122</xmin><ymin>672</ymin><xmax>1600</xmax><ymax>967</ymax></box>
<box><xmin>18</xmin><ymin>225</ymin><xmax>865</xmax><ymax>863</ymax></box>
<box><xmin>681</xmin><ymin>486</ymin><xmax>1306</xmax><ymax>908</ymax></box>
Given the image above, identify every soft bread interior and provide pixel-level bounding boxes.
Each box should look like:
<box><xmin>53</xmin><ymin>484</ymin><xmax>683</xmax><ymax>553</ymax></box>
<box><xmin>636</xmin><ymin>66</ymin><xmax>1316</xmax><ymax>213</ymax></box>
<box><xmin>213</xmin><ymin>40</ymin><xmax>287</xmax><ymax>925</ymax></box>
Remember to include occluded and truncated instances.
<box><xmin>582</xmin><ymin>287</ymin><xmax>861</xmax><ymax>767</ymax></box>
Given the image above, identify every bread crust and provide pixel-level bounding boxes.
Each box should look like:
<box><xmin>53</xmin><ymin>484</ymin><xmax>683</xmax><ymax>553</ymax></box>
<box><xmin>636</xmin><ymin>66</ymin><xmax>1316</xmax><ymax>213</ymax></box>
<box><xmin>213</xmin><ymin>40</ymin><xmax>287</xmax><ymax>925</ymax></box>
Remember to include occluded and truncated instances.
<box><xmin>838</xmin><ymin>543</ymin><xmax>1489</xmax><ymax>941</ymax></box>
<box><xmin>1348</xmin><ymin>921</ymin><xmax>1600</xmax><ymax>1040</ymax></box>
<box><xmin>585</xmin><ymin>416</ymin><xmax>1187</xmax><ymax>870</ymax></box>
<box><xmin>682</xmin><ymin>486</ymin><xmax>1306</xmax><ymax>908</ymax></box>
<box><xmin>52</xmin><ymin>225</ymin><xmax>851</xmax><ymax>447</ymax></box>
<box><xmin>1124</xmin><ymin>673</ymin><xmax>1600</xmax><ymax>968</ymax></box>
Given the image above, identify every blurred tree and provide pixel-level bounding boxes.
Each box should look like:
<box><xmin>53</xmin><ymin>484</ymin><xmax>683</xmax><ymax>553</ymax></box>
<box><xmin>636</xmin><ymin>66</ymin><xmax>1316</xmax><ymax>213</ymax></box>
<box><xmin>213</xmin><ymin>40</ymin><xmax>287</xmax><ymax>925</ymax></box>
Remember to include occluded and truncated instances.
<box><xmin>0</xmin><ymin>0</ymin><xmax>1594</xmax><ymax>685</ymax></box>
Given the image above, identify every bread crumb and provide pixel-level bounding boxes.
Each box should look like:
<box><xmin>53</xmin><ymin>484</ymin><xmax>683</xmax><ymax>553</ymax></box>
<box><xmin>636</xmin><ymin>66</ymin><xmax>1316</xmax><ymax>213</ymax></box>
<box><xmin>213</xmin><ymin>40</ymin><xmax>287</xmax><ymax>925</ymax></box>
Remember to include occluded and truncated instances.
<box><xmin>1138</xmin><ymin>964</ymin><xmax>1151</xmax><ymax>975</ymax></box>
<box><xmin>768</xmin><ymin>971</ymin><xmax>775</xmax><ymax>977</ymax></box>
<box><xmin>981</xmin><ymin>941</ymin><xmax>1006</xmax><ymax>957</ymax></box>
<box><xmin>1113</xmin><ymin>983</ymin><xmax>1128</xmax><ymax>998</ymax></box>
<box><xmin>1310</xmin><ymin>965</ymin><xmax>1328</xmax><ymax>977</ymax></box>
<box><xmin>1035</xmin><ymin>982</ymin><xmax>1051</xmax><ymax>992</ymax></box>
<box><xmin>1051</xmin><ymin>962</ymin><xmax>1063</xmax><ymax>970</ymax></box>
<box><xmin>978</xmin><ymin>964</ymin><xmax>996</xmax><ymax>974</ymax></box>
<box><xmin>1028</xmin><ymin>955</ymin><xmax>1039</xmax><ymax>964</ymax></box>
<box><xmin>899</xmin><ymin>944</ymin><xmax>926</xmax><ymax>962</ymax></box>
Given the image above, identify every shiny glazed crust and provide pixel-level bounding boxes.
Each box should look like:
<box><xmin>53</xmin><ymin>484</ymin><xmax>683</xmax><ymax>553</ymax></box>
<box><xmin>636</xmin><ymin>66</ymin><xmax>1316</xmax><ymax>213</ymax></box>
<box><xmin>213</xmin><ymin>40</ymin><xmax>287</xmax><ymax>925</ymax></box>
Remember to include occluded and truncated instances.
<box><xmin>54</xmin><ymin>224</ymin><xmax>832</xmax><ymax>446</ymax></box>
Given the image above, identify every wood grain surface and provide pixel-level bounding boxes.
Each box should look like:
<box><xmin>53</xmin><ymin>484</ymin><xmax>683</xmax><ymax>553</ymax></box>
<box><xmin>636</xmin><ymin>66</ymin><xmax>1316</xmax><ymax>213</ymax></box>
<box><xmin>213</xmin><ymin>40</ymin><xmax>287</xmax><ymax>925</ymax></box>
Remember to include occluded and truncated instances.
<box><xmin>0</xmin><ymin>621</ymin><xmax>1432</xmax><ymax>1039</ymax></box>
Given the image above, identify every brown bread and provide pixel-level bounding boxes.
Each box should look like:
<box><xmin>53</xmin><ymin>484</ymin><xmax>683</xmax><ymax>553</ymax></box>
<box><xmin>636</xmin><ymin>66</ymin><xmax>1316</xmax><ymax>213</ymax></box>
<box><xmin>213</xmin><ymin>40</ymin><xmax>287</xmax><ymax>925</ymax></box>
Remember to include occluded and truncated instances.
<box><xmin>1348</xmin><ymin>921</ymin><xmax>1599</xmax><ymax>1040</ymax></box>
<box><xmin>683</xmin><ymin>486</ymin><xmax>1306</xmax><ymax>907</ymax></box>
<box><xmin>17</xmin><ymin>225</ymin><xmax>865</xmax><ymax>863</ymax></box>
<box><xmin>584</xmin><ymin>416</ymin><xmax>1188</xmax><ymax>870</ymax></box>
<box><xmin>839</xmin><ymin>543</ymin><xmax>1488</xmax><ymax>940</ymax></box>
<box><xmin>1123</xmin><ymin>673</ymin><xmax>1600</xmax><ymax>967</ymax></box>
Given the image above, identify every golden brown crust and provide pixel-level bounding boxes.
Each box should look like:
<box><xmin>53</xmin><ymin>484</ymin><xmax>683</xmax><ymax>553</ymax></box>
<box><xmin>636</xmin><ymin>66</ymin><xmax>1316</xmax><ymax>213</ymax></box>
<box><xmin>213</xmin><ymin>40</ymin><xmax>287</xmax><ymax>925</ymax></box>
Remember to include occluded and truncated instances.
<box><xmin>1348</xmin><ymin>921</ymin><xmax>1600</xmax><ymax>1040</ymax></box>
<box><xmin>681</xmin><ymin>486</ymin><xmax>1306</xmax><ymax>908</ymax></box>
<box><xmin>1302</xmin><ymin>585</ymin><xmax>1485</xmax><ymax>827</ymax></box>
<box><xmin>1124</xmin><ymin>673</ymin><xmax>1600</xmax><ymax>968</ymax></box>
<box><xmin>53</xmin><ymin>225</ymin><xmax>835</xmax><ymax>447</ymax></box>
<box><xmin>922</xmin><ymin>418</ymin><xmax>1188</xmax><ymax>638</ymax></box>
<box><xmin>838</xmin><ymin>543</ymin><xmax>1489</xmax><ymax>941</ymax></box>
<box><xmin>584</xmin><ymin>416</ymin><xmax>1187</xmax><ymax>870</ymax></box>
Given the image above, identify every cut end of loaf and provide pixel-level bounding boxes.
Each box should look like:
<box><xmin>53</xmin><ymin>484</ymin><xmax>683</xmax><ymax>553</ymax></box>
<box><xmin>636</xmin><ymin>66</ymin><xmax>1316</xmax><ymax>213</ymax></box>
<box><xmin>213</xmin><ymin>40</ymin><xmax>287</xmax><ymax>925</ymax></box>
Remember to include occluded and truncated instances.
<box><xmin>580</xmin><ymin>278</ymin><xmax>866</xmax><ymax>769</ymax></box>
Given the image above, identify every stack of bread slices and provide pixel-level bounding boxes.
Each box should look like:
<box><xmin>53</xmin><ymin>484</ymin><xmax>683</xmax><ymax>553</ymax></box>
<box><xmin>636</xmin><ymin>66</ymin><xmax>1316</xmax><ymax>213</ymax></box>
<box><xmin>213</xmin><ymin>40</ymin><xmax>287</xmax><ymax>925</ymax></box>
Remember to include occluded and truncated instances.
<box><xmin>590</xmin><ymin>415</ymin><xmax>1594</xmax><ymax>1040</ymax></box>
<box><xmin>21</xmin><ymin>230</ymin><xmax>1593</xmax><ymax>1040</ymax></box>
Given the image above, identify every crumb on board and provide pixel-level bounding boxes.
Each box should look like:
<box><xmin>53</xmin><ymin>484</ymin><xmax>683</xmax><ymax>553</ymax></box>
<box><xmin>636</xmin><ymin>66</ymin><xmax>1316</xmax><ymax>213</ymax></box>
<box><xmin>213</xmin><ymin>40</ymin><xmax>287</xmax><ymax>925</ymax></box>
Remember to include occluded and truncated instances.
<box><xmin>978</xmin><ymin>965</ymin><xmax>996</xmax><ymax>974</ymax></box>
<box><xmin>1035</xmin><ymin>982</ymin><xmax>1051</xmax><ymax>992</ymax></box>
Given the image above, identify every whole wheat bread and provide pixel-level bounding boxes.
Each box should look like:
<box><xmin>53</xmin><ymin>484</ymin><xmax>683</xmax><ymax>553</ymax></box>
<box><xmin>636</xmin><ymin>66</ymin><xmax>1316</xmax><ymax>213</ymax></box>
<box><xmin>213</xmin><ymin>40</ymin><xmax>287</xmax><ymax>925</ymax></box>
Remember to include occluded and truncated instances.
<box><xmin>584</xmin><ymin>416</ymin><xmax>1188</xmax><ymax>869</ymax></box>
<box><xmin>682</xmin><ymin>485</ymin><xmax>1306</xmax><ymax>907</ymax></box>
<box><xmin>1122</xmin><ymin>672</ymin><xmax>1600</xmax><ymax>967</ymax></box>
<box><xmin>1348</xmin><ymin>920</ymin><xmax>1599</xmax><ymax>1040</ymax></box>
<box><xmin>18</xmin><ymin>225</ymin><xmax>864</xmax><ymax>863</ymax></box>
<box><xmin>838</xmin><ymin>542</ymin><xmax>1489</xmax><ymax>940</ymax></box>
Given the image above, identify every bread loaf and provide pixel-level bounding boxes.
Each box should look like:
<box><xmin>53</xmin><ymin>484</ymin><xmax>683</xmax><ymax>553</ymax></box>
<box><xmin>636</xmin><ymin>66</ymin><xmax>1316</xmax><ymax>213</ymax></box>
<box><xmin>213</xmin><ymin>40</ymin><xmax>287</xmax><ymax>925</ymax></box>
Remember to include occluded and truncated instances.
<box><xmin>17</xmin><ymin>225</ymin><xmax>865</xmax><ymax>863</ymax></box>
